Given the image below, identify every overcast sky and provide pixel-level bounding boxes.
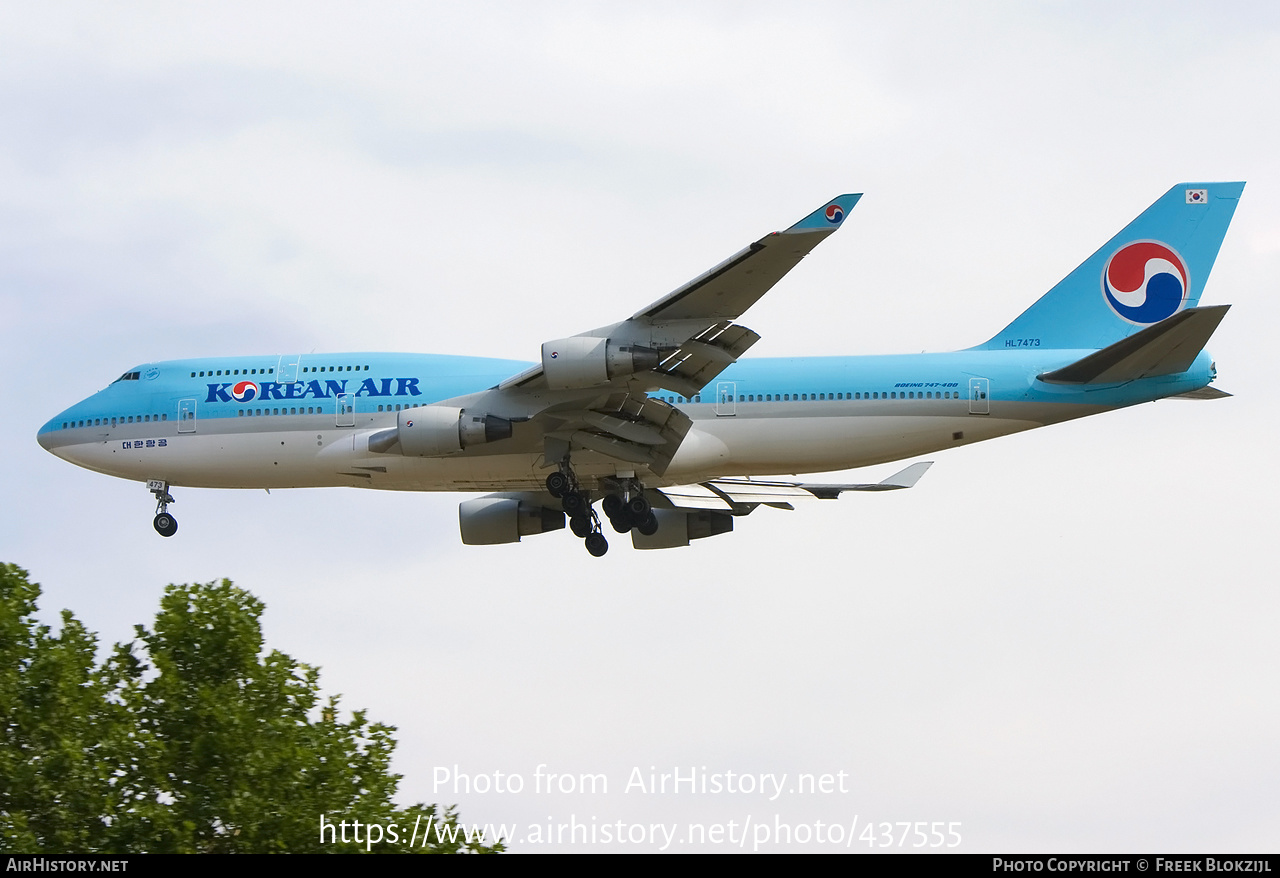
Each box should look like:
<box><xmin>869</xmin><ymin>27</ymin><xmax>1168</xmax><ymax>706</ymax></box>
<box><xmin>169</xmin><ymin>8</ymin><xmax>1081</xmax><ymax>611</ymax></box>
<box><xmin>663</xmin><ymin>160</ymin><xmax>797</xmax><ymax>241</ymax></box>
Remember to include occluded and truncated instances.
<box><xmin>3</xmin><ymin>1</ymin><xmax>1278</xmax><ymax>852</ymax></box>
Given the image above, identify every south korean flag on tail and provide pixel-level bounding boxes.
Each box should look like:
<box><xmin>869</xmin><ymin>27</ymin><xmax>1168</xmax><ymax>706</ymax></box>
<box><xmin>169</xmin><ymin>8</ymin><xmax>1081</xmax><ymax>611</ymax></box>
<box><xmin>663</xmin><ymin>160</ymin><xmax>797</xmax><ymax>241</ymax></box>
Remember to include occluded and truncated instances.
<box><xmin>1186</xmin><ymin>188</ymin><xmax>1208</xmax><ymax>204</ymax></box>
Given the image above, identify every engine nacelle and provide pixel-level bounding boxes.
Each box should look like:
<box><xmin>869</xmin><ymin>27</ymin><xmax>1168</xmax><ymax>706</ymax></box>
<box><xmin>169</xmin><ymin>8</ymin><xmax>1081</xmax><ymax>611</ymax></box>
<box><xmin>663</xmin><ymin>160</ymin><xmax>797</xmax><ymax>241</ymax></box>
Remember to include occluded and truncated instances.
<box><xmin>541</xmin><ymin>337</ymin><xmax>660</xmax><ymax>390</ymax></box>
<box><xmin>459</xmin><ymin>498</ymin><xmax>565</xmax><ymax>545</ymax></box>
<box><xmin>631</xmin><ymin>509</ymin><xmax>734</xmax><ymax>550</ymax></box>
<box><xmin>371</xmin><ymin>406</ymin><xmax>512</xmax><ymax>457</ymax></box>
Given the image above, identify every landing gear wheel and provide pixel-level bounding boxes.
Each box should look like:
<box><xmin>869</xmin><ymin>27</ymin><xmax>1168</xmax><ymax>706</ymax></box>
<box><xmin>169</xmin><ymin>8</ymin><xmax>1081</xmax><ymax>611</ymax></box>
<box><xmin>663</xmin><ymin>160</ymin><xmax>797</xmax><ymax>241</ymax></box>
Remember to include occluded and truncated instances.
<box><xmin>153</xmin><ymin>513</ymin><xmax>178</xmax><ymax>537</ymax></box>
<box><xmin>569</xmin><ymin>514</ymin><xmax>594</xmax><ymax>538</ymax></box>
<box><xmin>561</xmin><ymin>492</ymin><xmax>585</xmax><ymax>515</ymax></box>
<box><xmin>601</xmin><ymin>494</ymin><xmax>624</xmax><ymax>518</ymax></box>
<box><xmin>148</xmin><ymin>480</ymin><xmax>178</xmax><ymax>537</ymax></box>
<box><xmin>546</xmin><ymin>471</ymin><xmax>570</xmax><ymax>498</ymax></box>
<box><xmin>636</xmin><ymin>512</ymin><xmax>659</xmax><ymax>536</ymax></box>
<box><xmin>584</xmin><ymin>532</ymin><xmax>609</xmax><ymax>557</ymax></box>
<box><xmin>609</xmin><ymin>513</ymin><xmax>634</xmax><ymax>534</ymax></box>
<box><xmin>626</xmin><ymin>494</ymin><xmax>651</xmax><ymax>517</ymax></box>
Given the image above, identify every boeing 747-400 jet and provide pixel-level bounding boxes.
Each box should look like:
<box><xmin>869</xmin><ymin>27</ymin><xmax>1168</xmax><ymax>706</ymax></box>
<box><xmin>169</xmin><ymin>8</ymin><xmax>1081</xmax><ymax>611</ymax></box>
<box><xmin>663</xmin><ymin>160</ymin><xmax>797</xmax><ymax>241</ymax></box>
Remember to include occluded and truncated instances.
<box><xmin>38</xmin><ymin>183</ymin><xmax>1242</xmax><ymax>556</ymax></box>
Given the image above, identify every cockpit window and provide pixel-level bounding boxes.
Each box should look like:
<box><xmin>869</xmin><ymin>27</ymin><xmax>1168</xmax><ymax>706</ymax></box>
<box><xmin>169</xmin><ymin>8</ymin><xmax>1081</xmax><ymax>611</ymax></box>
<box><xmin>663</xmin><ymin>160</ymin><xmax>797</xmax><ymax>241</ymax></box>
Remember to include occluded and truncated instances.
<box><xmin>112</xmin><ymin>371</ymin><xmax>141</xmax><ymax>383</ymax></box>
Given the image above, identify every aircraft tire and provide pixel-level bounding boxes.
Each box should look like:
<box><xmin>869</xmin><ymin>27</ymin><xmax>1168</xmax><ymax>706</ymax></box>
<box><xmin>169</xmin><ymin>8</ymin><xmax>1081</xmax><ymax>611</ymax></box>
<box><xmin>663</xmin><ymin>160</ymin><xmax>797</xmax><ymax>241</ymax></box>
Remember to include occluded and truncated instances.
<box><xmin>636</xmin><ymin>512</ymin><xmax>659</xmax><ymax>536</ymax></box>
<box><xmin>584</xmin><ymin>533</ymin><xmax>608</xmax><ymax>557</ymax></box>
<box><xmin>153</xmin><ymin>513</ymin><xmax>178</xmax><ymax>538</ymax></box>
<box><xmin>626</xmin><ymin>494</ymin><xmax>651</xmax><ymax>517</ymax></box>
<box><xmin>609</xmin><ymin>512</ymin><xmax>633</xmax><ymax>534</ymax></box>
<box><xmin>561</xmin><ymin>492</ymin><xmax>585</xmax><ymax>515</ymax></box>
<box><xmin>546</xmin><ymin>472</ymin><xmax>569</xmax><ymax>498</ymax></box>
<box><xmin>601</xmin><ymin>494</ymin><xmax>623</xmax><ymax>517</ymax></box>
<box><xmin>569</xmin><ymin>514</ymin><xmax>593</xmax><ymax>538</ymax></box>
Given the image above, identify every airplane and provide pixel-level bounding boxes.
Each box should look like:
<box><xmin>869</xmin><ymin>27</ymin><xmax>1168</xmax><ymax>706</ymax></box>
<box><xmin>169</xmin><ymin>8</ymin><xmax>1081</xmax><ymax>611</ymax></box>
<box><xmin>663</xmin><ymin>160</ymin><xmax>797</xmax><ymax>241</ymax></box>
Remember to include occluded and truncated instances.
<box><xmin>37</xmin><ymin>182</ymin><xmax>1243</xmax><ymax>557</ymax></box>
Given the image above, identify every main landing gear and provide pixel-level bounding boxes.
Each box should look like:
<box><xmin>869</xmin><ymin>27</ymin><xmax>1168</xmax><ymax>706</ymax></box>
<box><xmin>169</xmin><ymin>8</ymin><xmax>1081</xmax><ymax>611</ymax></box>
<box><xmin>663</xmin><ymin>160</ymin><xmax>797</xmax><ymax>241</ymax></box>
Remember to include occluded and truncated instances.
<box><xmin>546</xmin><ymin>462</ymin><xmax>608</xmax><ymax>557</ymax></box>
<box><xmin>601</xmin><ymin>489</ymin><xmax>658</xmax><ymax>537</ymax></box>
<box><xmin>148</xmin><ymin>479</ymin><xmax>177</xmax><ymax>537</ymax></box>
<box><xmin>545</xmin><ymin>462</ymin><xmax>659</xmax><ymax>557</ymax></box>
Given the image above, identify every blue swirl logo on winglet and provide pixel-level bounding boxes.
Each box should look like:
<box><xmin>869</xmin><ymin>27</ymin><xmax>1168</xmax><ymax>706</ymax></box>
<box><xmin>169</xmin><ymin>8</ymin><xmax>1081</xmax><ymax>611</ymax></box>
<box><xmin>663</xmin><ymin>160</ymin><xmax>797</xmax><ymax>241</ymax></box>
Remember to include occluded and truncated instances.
<box><xmin>1102</xmin><ymin>241</ymin><xmax>1188</xmax><ymax>324</ymax></box>
<box><xmin>824</xmin><ymin>204</ymin><xmax>844</xmax><ymax>224</ymax></box>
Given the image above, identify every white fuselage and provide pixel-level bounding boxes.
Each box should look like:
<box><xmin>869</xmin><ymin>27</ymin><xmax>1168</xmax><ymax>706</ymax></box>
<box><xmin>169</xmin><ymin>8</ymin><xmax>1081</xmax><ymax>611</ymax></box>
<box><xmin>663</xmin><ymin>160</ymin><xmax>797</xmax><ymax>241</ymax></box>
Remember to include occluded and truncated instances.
<box><xmin>36</xmin><ymin>347</ymin><xmax>1181</xmax><ymax>495</ymax></box>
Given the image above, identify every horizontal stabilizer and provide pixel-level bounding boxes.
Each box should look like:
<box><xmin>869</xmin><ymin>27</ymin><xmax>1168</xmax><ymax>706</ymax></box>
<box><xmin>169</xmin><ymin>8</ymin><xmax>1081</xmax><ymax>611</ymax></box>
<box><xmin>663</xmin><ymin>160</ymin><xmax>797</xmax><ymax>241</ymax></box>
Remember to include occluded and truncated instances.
<box><xmin>1170</xmin><ymin>386</ymin><xmax>1232</xmax><ymax>400</ymax></box>
<box><xmin>1038</xmin><ymin>305</ymin><xmax>1230</xmax><ymax>385</ymax></box>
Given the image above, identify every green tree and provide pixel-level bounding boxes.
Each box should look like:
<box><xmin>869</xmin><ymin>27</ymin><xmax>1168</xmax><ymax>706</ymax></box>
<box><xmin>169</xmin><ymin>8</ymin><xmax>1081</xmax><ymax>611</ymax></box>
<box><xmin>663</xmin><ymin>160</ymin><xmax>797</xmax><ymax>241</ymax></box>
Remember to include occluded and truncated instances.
<box><xmin>0</xmin><ymin>564</ymin><xmax>114</xmax><ymax>851</ymax></box>
<box><xmin>0</xmin><ymin>564</ymin><xmax>501</xmax><ymax>853</ymax></box>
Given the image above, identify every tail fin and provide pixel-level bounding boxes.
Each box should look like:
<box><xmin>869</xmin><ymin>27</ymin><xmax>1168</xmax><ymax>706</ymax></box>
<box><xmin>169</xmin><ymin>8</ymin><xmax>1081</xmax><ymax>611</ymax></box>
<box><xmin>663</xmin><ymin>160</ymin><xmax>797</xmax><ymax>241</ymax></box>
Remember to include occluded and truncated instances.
<box><xmin>978</xmin><ymin>182</ymin><xmax>1244</xmax><ymax>351</ymax></box>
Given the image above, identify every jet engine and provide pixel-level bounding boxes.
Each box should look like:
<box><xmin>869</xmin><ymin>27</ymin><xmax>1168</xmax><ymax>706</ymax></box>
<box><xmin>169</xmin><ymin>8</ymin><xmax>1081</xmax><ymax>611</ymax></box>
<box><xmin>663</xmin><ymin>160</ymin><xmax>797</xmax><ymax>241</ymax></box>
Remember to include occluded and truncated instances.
<box><xmin>368</xmin><ymin>406</ymin><xmax>512</xmax><ymax>457</ymax></box>
<box><xmin>459</xmin><ymin>497</ymin><xmax>565</xmax><ymax>545</ymax></box>
<box><xmin>541</xmin><ymin>337</ymin><xmax>661</xmax><ymax>390</ymax></box>
<box><xmin>631</xmin><ymin>509</ymin><xmax>734</xmax><ymax>550</ymax></box>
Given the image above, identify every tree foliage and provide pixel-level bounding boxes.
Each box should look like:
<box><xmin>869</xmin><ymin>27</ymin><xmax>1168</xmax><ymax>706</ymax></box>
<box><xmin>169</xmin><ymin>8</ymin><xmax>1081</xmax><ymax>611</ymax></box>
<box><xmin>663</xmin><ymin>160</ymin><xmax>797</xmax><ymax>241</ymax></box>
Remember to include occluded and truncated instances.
<box><xmin>0</xmin><ymin>564</ymin><xmax>501</xmax><ymax>853</ymax></box>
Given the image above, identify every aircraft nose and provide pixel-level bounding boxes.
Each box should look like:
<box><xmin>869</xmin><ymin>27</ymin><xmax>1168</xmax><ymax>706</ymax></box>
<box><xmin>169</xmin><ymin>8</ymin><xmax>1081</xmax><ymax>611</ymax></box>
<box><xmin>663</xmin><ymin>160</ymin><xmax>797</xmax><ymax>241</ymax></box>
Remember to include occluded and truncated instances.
<box><xmin>37</xmin><ymin>416</ymin><xmax>71</xmax><ymax>458</ymax></box>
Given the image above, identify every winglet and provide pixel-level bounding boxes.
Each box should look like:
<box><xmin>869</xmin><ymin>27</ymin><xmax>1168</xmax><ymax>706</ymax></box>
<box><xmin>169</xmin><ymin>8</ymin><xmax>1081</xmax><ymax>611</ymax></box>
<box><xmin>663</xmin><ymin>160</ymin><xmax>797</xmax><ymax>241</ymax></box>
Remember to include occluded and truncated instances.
<box><xmin>876</xmin><ymin>461</ymin><xmax>933</xmax><ymax>489</ymax></box>
<box><xmin>784</xmin><ymin>193</ymin><xmax>862</xmax><ymax>232</ymax></box>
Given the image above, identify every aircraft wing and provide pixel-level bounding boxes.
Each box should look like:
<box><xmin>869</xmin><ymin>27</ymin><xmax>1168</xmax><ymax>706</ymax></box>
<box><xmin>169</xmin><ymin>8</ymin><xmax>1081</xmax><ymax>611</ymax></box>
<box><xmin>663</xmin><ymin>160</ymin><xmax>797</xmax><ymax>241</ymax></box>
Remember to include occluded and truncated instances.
<box><xmin>500</xmin><ymin>193</ymin><xmax>861</xmax><ymax>397</ymax></box>
<box><xmin>632</xmin><ymin>193</ymin><xmax>863</xmax><ymax>322</ymax></box>
<box><xmin>461</xmin><ymin>193</ymin><xmax>862</xmax><ymax>473</ymax></box>
<box><xmin>656</xmin><ymin>462</ymin><xmax>933</xmax><ymax>512</ymax></box>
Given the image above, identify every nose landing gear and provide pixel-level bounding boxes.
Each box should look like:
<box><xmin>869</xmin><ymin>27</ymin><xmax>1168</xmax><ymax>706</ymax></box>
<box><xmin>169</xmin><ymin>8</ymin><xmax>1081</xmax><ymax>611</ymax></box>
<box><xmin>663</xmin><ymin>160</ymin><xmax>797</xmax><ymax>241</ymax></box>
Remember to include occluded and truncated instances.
<box><xmin>147</xmin><ymin>479</ymin><xmax>177</xmax><ymax>537</ymax></box>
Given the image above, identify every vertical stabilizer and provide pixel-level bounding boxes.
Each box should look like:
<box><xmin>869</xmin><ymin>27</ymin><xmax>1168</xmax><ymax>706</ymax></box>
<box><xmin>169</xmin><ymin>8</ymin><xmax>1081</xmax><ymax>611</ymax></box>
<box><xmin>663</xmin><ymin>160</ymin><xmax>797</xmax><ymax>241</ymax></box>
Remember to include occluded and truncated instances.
<box><xmin>979</xmin><ymin>182</ymin><xmax>1243</xmax><ymax>351</ymax></box>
